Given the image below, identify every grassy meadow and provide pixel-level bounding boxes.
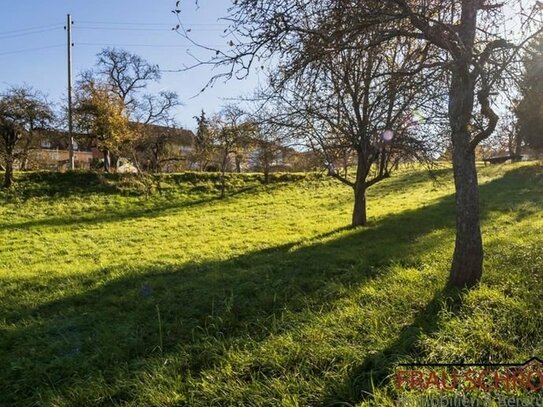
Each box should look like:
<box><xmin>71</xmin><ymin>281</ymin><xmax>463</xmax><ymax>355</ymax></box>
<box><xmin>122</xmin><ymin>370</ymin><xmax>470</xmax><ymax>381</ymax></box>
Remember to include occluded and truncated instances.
<box><xmin>1</xmin><ymin>163</ymin><xmax>543</xmax><ymax>406</ymax></box>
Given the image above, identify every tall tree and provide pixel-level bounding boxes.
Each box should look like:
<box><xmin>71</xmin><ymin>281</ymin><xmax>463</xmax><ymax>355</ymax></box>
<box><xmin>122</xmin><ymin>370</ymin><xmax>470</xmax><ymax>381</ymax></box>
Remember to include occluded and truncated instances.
<box><xmin>0</xmin><ymin>86</ymin><xmax>54</xmax><ymax>188</ymax></box>
<box><xmin>90</xmin><ymin>48</ymin><xmax>180</xmax><ymax>124</ymax></box>
<box><xmin>82</xmin><ymin>48</ymin><xmax>181</xmax><ymax>173</ymax></box>
<box><xmin>177</xmin><ymin>0</ymin><xmax>543</xmax><ymax>287</ymax></box>
<box><xmin>95</xmin><ymin>48</ymin><xmax>160</xmax><ymax>108</ymax></box>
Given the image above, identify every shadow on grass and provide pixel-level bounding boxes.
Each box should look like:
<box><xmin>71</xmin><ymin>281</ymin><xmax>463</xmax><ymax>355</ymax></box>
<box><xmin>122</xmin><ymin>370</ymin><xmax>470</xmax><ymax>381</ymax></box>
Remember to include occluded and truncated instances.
<box><xmin>1</xmin><ymin>166</ymin><xmax>541</xmax><ymax>406</ymax></box>
<box><xmin>1</xmin><ymin>196</ymin><xmax>457</xmax><ymax>405</ymax></box>
<box><xmin>319</xmin><ymin>289</ymin><xmax>464</xmax><ymax>406</ymax></box>
<box><xmin>318</xmin><ymin>165</ymin><xmax>543</xmax><ymax>406</ymax></box>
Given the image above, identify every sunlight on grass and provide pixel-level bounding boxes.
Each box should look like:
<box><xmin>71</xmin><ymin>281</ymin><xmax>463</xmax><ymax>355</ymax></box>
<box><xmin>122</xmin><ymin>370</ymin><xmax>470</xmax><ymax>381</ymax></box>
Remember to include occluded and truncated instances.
<box><xmin>1</xmin><ymin>163</ymin><xmax>542</xmax><ymax>406</ymax></box>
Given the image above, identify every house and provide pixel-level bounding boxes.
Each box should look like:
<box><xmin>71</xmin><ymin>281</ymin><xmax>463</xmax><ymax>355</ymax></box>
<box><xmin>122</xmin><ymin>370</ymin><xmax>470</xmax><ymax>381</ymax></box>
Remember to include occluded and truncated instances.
<box><xmin>22</xmin><ymin>124</ymin><xmax>195</xmax><ymax>172</ymax></box>
<box><xmin>24</xmin><ymin>129</ymin><xmax>95</xmax><ymax>170</ymax></box>
<box><xmin>133</xmin><ymin>124</ymin><xmax>195</xmax><ymax>173</ymax></box>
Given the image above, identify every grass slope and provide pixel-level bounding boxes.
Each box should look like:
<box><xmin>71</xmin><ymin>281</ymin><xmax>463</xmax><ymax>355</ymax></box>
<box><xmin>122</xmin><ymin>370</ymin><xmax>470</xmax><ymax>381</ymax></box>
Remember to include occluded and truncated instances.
<box><xmin>0</xmin><ymin>164</ymin><xmax>542</xmax><ymax>406</ymax></box>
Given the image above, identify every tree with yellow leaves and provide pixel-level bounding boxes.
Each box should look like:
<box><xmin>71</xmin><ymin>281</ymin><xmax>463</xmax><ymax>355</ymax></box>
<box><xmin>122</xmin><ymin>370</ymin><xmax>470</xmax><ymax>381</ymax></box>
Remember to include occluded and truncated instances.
<box><xmin>73</xmin><ymin>80</ymin><xmax>133</xmax><ymax>172</ymax></box>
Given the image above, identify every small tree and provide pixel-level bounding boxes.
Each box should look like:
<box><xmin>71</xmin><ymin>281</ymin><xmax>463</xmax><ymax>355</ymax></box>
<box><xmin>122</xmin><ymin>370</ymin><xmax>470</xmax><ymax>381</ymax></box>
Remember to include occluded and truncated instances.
<box><xmin>250</xmin><ymin>107</ymin><xmax>293</xmax><ymax>183</ymax></box>
<box><xmin>191</xmin><ymin>110</ymin><xmax>214</xmax><ymax>171</ymax></box>
<box><xmin>133</xmin><ymin>124</ymin><xmax>190</xmax><ymax>172</ymax></box>
<box><xmin>210</xmin><ymin>106</ymin><xmax>255</xmax><ymax>198</ymax></box>
<box><xmin>73</xmin><ymin>81</ymin><xmax>132</xmax><ymax>172</ymax></box>
<box><xmin>253</xmin><ymin>129</ymin><xmax>289</xmax><ymax>184</ymax></box>
<box><xmin>262</xmin><ymin>41</ymin><xmax>439</xmax><ymax>225</ymax></box>
<box><xmin>0</xmin><ymin>86</ymin><xmax>54</xmax><ymax>188</ymax></box>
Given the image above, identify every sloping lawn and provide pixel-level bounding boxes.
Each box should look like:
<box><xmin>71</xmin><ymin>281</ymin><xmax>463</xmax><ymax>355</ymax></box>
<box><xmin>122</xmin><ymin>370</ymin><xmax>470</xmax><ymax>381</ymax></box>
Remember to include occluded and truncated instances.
<box><xmin>1</xmin><ymin>164</ymin><xmax>542</xmax><ymax>406</ymax></box>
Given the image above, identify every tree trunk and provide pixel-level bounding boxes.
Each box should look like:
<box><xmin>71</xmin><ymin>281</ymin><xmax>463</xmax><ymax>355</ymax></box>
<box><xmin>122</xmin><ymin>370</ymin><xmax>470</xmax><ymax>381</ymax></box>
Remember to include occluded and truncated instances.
<box><xmin>220</xmin><ymin>169</ymin><xmax>226</xmax><ymax>199</ymax></box>
<box><xmin>448</xmin><ymin>69</ymin><xmax>483</xmax><ymax>288</ymax></box>
<box><xmin>352</xmin><ymin>153</ymin><xmax>368</xmax><ymax>227</ymax></box>
<box><xmin>220</xmin><ymin>152</ymin><xmax>228</xmax><ymax>199</ymax></box>
<box><xmin>152</xmin><ymin>145</ymin><xmax>161</xmax><ymax>173</ymax></box>
<box><xmin>513</xmin><ymin>133</ymin><xmax>523</xmax><ymax>161</ymax></box>
<box><xmin>263</xmin><ymin>155</ymin><xmax>270</xmax><ymax>184</ymax></box>
<box><xmin>103</xmin><ymin>150</ymin><xmax>111</xmax><ymax>173</ymax></box>
<box><xmin>352</xmin><ymin>183</ymin><xmax>367</xmax><ymax>227</ymax></box>
<box><xmin>450</xmin><ymin>146</ymin><xmax>483</xmax><ymax>287</ymax></box>
<box><xmin>3</xmin><ymin>156</ymin><xmax>13</xmax><ymax>189</ymax></box>
<box><xmin>21</xmin><ymin>155</ymin><xmax>28</xmax><ymax>171</ymax></box>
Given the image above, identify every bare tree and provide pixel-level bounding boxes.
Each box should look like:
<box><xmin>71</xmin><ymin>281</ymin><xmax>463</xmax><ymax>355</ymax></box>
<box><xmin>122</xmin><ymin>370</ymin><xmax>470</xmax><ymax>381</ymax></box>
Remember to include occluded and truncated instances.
<box><xmin>130</xmin><ymin>92</ymin><xmax>182</xmax><ymax>173</ymax></box>
<box><xmin>134</xmin><ymin>91</ymin><xmax>180</xmax><ymax>125</ymax></box>
<box><xmin>250</xmin><ymin>108</ymin><xmax>293</xmax><ymax>184</ymax></box>
<box><xmin>91</xmin><ymin>48</ymin><xmax>180</xmax><ymax>123</ymax></box>
<box><xmin>82</xmin><ymin>48</ymin><xmax>181</xmax><ymax>173</ymax></box>
<box><xmin>263</xmin><ymin>37</ymin><xmax>442</xmax><ymax>225</ymax></box>
<box><xmin>95</xmin><ymin>48</ymin><xmax>160</xmax><ymax>108</ymax></box>
<box><xmin>210</xmin><ymin>105</ymin><xmax>255</xmax><ymax>198</ymax></box>
<box><xmin>0</xmin><ymin>86</ymin><xmax>54</xmax><ymax>188</ymax></box>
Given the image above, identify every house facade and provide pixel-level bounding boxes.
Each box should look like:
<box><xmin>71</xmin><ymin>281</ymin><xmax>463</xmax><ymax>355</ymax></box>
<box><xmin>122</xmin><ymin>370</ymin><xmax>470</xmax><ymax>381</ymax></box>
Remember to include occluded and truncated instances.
<box><xmin>19</xmin><ymin>125</ymin><xmax>195</xmax><ymax>172</ymax></box>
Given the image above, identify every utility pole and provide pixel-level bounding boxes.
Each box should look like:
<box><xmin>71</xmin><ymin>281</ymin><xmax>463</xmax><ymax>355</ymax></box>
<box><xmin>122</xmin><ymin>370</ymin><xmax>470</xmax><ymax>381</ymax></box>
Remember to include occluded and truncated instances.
<box><xmin>66</xmin><ymin>14</ymin><xmax>75</xmax><ymax>170</ymax></box>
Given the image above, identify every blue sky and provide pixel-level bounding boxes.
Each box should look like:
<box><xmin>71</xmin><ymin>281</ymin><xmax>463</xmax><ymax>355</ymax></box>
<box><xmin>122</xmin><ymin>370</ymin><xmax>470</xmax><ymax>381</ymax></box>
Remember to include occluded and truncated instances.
<box><xmin>0</xmin><ymin>0</ymin><xmax>261</xmax><ymax>129</ymax></box>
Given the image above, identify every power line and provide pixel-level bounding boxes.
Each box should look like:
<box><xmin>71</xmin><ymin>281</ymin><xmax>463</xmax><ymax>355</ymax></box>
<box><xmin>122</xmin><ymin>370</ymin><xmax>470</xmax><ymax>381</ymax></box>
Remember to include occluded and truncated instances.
<box><xmin>77</xmin><ymin>20</ymin><xmax>224</xmax><ymax>27</ymax></box>
<box><xmin>77</xmin><ymin>42</ymin><xmax>224</xmax><ymax>48</ymax></box>
<box><xmin>0</xmin><ymin>26</ymin><xmax>64</xmax><ymax>41</ymax></box>
<box><xmin>76</xmin><ymin>26</ymin><xmax>223</xmax><ymax>32</ymax></box>
<box><xmin>77</xmin><ymin>26</ymin><xmax>171</xmax><ymax>32</ymax></box>
<box><xmin>77</xmin><ymin>20</ymin><xmax>172</xmax><ymax>26</ymax></box>
<box><xmin>0</xmin><ymin>22</ymin><xmax>63</xmax><ymax>37</ymax></box>
<box><xmin>0</xmin><ymin>20</ymin><xmax>224</xmax><ymax>56</ymax></box>
<box><xmin>0</xmin><ymin>44</ymin><xmax>64</xmax><ymax>57</ymax></box>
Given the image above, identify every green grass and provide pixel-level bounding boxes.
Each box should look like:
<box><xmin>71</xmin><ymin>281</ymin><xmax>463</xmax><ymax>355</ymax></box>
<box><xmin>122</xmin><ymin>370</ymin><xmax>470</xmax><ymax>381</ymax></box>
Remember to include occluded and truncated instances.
<box><xmin>1</xmin><ymin>164</ymin><xmax>542</xmax><ymax>406</ymax></box>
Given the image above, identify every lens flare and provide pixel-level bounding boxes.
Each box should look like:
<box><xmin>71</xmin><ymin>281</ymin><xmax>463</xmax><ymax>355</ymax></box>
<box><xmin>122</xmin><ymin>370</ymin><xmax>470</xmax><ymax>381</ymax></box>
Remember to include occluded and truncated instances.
<box><xmin>381</xmin><ymin>129</ymin><xmax>394</xmax><ymax>143</ymax></box>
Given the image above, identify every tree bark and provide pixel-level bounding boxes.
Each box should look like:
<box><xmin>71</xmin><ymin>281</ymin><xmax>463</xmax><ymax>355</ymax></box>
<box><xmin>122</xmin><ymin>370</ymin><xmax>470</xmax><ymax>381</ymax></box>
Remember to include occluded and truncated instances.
<box><xmin>448</xmin><ymin>69</ymin><xmax>483</xmax><ymax>288</ymax></box>
<box><xmin>3</xmin><ymin>155</ymin><xmax>13</xmax><ymax>188</ymax></box>
<box><xmin>220</xmin><ymin>169</ymin><xmax>226</xmax><ymax>199</ymax></box>
<box><xmin>103</xmin><ymin>150</ymin><xmax>111</xmax><ymax>173</ymax></box>
<box><xmin>352</xmin><ymin>182</ymin><xmax>367</xmax><ymax>227</ymax></box>
<box><xmin>220</xmin><ymin>151</ymin><xmax>228</xmax><ymax>199</ymax></box>
<box><xmin>352</xmin><ymin>153</ymin><xmax>368</xmax><ymax>227</ymax></box>
<box><xmin>263</xmin><ymin>154</ymin><xmax>270</xmax><ymax>184</ymax></box>
<box><xmin>450</xmin><ymin>147</ymin><xmax>483</xmax><ymax>287</ymax></box>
